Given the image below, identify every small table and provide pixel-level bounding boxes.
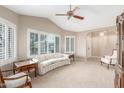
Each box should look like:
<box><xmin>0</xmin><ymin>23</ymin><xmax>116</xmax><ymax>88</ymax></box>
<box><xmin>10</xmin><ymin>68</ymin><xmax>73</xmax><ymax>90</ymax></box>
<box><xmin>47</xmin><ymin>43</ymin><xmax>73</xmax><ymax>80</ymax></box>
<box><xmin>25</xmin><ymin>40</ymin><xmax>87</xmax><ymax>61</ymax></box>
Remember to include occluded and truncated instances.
<box><xmin>69</xmin><ymin>54</ymin><xmax>75</xmax><ymax>61</ymax></box>
<box><xmin>13</xmin><ymin>60</ymin><xmax>38</xmax><ymax>77</ymax></box>
<box><xmin>65</xmin><ymin>53</ymin><xmax>75</xmax><ymax>61</ymax></box>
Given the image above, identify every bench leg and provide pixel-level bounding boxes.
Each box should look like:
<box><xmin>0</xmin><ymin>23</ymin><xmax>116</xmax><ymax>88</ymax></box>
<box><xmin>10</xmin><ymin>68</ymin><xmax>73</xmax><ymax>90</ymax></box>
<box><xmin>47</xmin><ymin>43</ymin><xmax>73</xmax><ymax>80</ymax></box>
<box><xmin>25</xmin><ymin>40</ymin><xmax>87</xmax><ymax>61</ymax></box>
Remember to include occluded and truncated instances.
<box><xmin>101</xmin><ymin>61</ymin><xmax>103</xmax><ymax>65</ymax></box>
<box><xmin>107</xmin><ymin>64</ymin><xmax>110</xmax><ymax>69</ymax></box>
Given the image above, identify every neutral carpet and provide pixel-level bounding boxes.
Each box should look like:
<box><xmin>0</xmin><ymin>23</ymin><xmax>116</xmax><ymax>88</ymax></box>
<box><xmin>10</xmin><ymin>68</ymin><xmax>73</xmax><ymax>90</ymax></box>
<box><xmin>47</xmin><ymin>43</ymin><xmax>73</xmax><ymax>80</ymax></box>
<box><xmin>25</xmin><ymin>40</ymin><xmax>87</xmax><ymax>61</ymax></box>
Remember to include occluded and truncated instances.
<box><xmin>31</xmin><ymin>61</ymin><xmax>115</xmax><ymax>88</ymax></box>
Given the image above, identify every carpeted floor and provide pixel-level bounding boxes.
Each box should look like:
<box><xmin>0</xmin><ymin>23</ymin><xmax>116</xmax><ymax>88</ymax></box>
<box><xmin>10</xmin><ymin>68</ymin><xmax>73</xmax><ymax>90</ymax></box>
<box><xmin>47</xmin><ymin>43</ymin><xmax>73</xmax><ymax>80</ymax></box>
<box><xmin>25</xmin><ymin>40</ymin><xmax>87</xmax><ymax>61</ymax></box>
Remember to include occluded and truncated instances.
<box><xmin>31</xmin><ymin>61</ymin><xmax>115</xmax><ymax>88</ymax></box>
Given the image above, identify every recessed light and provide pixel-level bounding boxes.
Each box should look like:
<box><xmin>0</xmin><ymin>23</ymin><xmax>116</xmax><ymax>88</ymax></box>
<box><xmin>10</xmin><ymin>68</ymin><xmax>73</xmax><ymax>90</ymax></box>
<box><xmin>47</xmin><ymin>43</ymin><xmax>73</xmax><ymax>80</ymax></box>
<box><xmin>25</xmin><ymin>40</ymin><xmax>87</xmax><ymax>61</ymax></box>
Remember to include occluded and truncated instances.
<box><xmin>100</xmin><ymin>32</ymin><xmax>104</xmax><ymax>36</ymax></box>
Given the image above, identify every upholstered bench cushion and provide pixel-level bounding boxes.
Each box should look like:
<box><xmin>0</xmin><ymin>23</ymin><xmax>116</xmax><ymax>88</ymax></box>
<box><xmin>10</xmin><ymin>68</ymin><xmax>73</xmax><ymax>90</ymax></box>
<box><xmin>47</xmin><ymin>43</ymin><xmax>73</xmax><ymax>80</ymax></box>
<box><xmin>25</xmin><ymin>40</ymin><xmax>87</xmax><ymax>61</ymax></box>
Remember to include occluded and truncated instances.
<box><xmin>37</xmin><ymin>53</ymin><xmax>68</xmax><ymax>62</ymax></box>
<box><xmin>5</xmin><ymin>72</ymin><xmax>31</xmax><ymax>88</ymax></box>
<box><xmin>40</xmin><ymin>57</ymin><xmax>68</xmax><ymax>66</ymax></box>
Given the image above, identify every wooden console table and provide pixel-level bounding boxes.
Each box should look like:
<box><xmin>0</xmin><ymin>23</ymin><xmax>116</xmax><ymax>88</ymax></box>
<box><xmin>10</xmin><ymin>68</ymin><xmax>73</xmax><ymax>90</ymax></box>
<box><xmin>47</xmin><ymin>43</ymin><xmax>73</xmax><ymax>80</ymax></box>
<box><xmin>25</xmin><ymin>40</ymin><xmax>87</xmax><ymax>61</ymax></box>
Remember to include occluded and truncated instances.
<box><xmin>13</xmin><ymin>60</ymin><xmax>38</xmax><ymax>77</ymax></box>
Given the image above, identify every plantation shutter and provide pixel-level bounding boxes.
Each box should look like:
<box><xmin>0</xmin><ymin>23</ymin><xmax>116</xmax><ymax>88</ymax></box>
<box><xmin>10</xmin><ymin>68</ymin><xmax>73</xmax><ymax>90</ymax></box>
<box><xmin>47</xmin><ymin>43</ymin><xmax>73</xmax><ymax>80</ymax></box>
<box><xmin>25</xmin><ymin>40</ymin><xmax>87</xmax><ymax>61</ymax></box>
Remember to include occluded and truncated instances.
<box><xmin>66</xmin><ymin>37</ymin><xmax>70</xmax><ymax>53</ymax></box>
<box><xmin>7</xmin><ymin>26</ymin><xmax>14</xmax><ymax>59</ymax></box>
<box><xmin>0</xmin><ymin>18</ymin><xmax>16</xmax><ymax>62</ymax></box>
<box><xmin>65</xmin><ymin>36</ymin><xmax>75</xmax><ymax>53</ymax></box>
<box><xmin>71</xmin><ymin>38</ymin><xmax>74</xmax><ymax>52</ymax></box>
<box><xmin>0</xmin><ymin>23</ymin><xmax>5</xmax><ymax>60</ymax></box>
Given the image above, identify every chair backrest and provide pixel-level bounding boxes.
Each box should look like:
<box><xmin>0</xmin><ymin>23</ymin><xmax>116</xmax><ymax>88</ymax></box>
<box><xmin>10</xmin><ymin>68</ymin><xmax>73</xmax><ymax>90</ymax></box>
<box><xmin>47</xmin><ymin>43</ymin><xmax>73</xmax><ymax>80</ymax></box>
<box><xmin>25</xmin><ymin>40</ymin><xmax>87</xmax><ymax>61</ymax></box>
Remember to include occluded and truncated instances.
<box><xmin>111</xmin><ymin>49</ymin><xmax>117</xmax><ymax>58</ymax></box>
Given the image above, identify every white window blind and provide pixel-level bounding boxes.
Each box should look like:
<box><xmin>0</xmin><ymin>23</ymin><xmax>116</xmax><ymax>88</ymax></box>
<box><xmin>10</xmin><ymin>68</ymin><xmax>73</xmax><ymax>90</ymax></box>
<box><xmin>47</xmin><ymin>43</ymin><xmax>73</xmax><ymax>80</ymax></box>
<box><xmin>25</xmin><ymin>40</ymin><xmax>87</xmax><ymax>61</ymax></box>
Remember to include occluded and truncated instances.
<box><xmin>71</xmin><ymin>37</ymin><xmax>74</xmax><ymax>52</ymax></box>
<box><xmin>7</xmin><ymin>27</ymin><xmax>14</xmax><ymax>59</ymax></box>
<box><xmin>65</xmin><ymin>36</ymin><xmax>75</xmax><ymax>53</ymax></box>
<box><xmin>66</xmin><ymin>37</ymin><xmax>70</xmax><ymax>53</ymax></box>
<box><xmin>0</xmin><ymin>23</ymin><xmax>5</xmax><ymax>60</ymax></box>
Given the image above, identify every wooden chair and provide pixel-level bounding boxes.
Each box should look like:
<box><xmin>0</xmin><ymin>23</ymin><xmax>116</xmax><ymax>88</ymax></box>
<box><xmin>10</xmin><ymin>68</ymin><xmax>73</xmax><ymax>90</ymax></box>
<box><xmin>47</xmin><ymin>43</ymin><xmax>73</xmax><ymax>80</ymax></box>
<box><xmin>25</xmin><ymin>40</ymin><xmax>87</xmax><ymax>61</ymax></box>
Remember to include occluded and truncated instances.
<box><xmin>0</xmin><ymin>68</ymin><xmax>32</xmax><ymax>88</ymax></box>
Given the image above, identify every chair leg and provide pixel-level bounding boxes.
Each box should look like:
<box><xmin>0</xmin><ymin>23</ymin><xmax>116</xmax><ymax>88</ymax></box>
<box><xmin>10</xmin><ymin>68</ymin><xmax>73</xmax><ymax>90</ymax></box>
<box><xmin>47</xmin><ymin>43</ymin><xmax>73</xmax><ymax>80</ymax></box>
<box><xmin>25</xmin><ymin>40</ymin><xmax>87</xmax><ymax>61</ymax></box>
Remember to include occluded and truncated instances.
<box><xmin>28</xmin><ymin>82</ymin><xmax>32</xmax><ymax>88</ymax></box>
<box><xmin>107</xmin><ymin>64</ymin><xmax>110</xmax><ymax>69</ymax></box>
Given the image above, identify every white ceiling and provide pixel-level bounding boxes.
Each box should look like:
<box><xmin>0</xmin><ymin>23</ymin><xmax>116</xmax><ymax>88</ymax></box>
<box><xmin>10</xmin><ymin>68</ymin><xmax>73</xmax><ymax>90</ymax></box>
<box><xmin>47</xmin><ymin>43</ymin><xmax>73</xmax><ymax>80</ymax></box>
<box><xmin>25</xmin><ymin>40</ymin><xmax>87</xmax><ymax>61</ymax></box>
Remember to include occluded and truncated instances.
<box><xmin>4</xmin><ymin>5</ymin><xmax>124</xmax><ymax>32</ymax></box>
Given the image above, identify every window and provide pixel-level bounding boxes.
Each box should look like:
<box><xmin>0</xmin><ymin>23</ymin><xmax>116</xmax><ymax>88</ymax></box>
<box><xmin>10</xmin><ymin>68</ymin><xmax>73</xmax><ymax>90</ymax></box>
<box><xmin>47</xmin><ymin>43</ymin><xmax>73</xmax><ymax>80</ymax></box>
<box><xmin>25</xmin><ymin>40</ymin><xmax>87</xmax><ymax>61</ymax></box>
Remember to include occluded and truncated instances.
<box><xmin>0</xmin><ymin>18</ymin><xmax>16</xmax><ymax>62</ymax></box>
<box><xmin>65</xmin><ymin>36</ymin><xmax>75</xmax><ymax>53</ymax></box>
<box><xmin>55</xmin><ymin>36</ymin><xmax>60</xmax><ymax>52</ymax></box>
<box><xmin>30</xmin><ymin>32</ymin><xmax>38</xmax><ymax>55</ymax></box>
<box><xmin>28</xmin><ymin>29</ymin><xmax>60</xmax><ymax>57</ymax></box>
<box><xmin>47</xmin><ymin>35</ymin><xmax>55</xmax><ymax>53</ymax></box>
<box><xmin>40</xmin><ymin>34</ymin><xmax>47</xmax><ymax>54</ymax></box>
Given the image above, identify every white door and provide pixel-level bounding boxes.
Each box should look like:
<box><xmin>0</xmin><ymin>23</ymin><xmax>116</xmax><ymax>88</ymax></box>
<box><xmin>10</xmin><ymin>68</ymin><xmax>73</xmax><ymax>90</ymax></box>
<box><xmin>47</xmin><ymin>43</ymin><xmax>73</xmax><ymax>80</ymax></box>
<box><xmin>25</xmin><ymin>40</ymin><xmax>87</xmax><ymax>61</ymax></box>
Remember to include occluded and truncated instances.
<box><xmin>86</xmin><ymin>33</ymin><xmax>92</xmax><ymax>57</ymax></box>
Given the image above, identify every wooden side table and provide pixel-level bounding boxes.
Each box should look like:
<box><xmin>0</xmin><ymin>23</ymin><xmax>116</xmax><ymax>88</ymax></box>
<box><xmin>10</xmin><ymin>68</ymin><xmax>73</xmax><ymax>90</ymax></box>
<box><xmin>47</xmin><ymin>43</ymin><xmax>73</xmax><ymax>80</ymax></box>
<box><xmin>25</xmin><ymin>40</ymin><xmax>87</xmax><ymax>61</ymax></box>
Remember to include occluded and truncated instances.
<box><xmin>13</xmin><ymin>60</ymin><xmax>38</xmax><ymax>77</ymax></box>
<box><xmin>65</xmin><ymin>53</ymin><xmax>75</xmax><ymax>61</ymax></box>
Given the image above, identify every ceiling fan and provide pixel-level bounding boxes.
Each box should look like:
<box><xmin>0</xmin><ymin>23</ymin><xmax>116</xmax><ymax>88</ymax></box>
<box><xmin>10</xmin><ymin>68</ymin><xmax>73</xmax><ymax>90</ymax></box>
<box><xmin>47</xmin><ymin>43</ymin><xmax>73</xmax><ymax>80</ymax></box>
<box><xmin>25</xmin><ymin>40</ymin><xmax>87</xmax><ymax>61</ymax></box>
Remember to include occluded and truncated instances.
<box><xmin>55</xmin><ymin>5</ymin><xmax>84</xmax><ymax>20</ymax></box>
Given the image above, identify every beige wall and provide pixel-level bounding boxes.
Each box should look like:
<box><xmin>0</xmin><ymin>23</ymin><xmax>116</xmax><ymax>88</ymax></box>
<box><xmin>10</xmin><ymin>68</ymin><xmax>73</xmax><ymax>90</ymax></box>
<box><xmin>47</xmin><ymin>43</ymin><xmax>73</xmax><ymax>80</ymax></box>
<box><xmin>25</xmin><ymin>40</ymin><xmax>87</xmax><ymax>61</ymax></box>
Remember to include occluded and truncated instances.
<box><xmin>76</xmin><ymin>26</ymin><xmax>117</xmax><ymax>58</ymax></box>
<box><xmin>91</xmin><ymin>27</ymin><xmax>117</xmax><ymax>56</ymax></box>
<box><xmin>0</xmin><ymin>6</ymin><xmax>19</xmax><ymax>25</ymax></box>
<box><xmin>18</xmin><ymin>15</ymin><xmax>65</xmax><ymax>59</ymax></box>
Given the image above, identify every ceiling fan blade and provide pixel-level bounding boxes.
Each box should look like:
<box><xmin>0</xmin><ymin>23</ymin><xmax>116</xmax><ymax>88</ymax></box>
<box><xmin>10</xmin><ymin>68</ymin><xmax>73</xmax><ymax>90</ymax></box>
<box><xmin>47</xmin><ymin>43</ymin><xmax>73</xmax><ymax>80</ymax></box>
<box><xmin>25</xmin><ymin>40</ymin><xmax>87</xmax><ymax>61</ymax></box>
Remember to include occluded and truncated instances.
<box><xmin>73</xmin><ymin>15</ymin><xmax>84</xmax><ymax>20</ymax></box>
<box><xmin>56</xmin><ymin>14</ymin><xmax>67</xmax><ymax>16</ymax></box>
<box><xmin>72</xmin><ymin>7</ymin><xmax>80</xmax><ymax>12</ymax></box>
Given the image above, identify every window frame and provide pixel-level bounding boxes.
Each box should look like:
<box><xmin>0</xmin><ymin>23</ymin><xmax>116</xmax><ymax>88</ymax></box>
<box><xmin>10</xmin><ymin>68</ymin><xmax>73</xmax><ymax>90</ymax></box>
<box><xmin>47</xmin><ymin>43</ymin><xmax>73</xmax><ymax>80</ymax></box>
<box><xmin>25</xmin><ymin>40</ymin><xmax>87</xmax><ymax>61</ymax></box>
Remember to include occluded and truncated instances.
<box><xmin>27</xmin><ymin>29</ymin><xmax>61</xmax><ymax>58</ymax></box>
<box><xmin>64</xmin><ymin>36</ymin><xmax>75</xmax><ymax>54</ymax></box>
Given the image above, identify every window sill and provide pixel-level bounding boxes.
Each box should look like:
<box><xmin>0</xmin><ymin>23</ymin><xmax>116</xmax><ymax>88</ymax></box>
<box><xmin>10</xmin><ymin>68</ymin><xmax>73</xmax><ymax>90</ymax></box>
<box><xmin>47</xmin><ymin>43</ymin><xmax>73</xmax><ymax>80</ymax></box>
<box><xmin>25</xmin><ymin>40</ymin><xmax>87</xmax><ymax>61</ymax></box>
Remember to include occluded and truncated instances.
<box><xmin>0</xmin><ymin>57</ymin><xmax>17</xmax><ymax>66</ymax></box>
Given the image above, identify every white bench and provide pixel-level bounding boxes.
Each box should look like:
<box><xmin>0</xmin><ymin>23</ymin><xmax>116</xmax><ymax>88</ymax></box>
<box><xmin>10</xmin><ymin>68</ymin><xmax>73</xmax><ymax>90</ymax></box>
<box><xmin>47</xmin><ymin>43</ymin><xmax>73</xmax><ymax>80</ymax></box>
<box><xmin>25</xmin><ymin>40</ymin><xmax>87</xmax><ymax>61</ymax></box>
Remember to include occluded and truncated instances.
<box><xmin>33</xmin><ymin>53</ymin><xmax>71</xmax><ymax>75</ymax></box>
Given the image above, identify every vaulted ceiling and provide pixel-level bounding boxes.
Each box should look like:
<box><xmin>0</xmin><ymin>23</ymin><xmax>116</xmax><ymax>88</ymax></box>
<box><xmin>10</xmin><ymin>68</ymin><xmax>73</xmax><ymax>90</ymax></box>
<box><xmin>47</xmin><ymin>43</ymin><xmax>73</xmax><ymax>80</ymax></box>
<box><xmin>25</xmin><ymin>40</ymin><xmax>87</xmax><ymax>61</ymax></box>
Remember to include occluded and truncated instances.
<box><xmin>4</xmin><ymin>5</ymin><xmax>124</xmax><ymax>32</ymax></box>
